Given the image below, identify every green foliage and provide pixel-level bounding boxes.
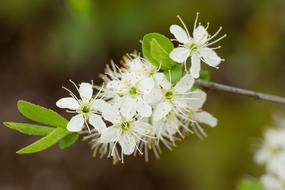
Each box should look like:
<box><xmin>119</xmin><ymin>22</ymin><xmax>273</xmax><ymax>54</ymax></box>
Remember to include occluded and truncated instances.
<box><xmin>163</xmin><ymin>64</ymin><xmax>183</xmax><ymax>84</ymax></box>
<box><xmin>3</xmin><ymin>100</ymin><xmax>79</xmax><ymax>154</ymax></box>
<box><xmin>3</xmin><ymin>122</ymin><xmax>53</xmax><ymax>136</ymax></box>
<box><xmin>17</xmin><ymin>127</ymin><xmax>70</xmax><ymax>154</ymax></box>
<box><xmin>199</xmin><ymin>69</ymin><xmax>211</xmax><ymax>82</ymax></box>
<box><xmin>17</xmin><ymin>100</ymin><xmax>68</xmax><ymax>128</ymax></box>
<box><xmin>237</xmin><ymin>179</ymin><xmax>264</xmax><ymax>190</ymax></box>
<box><xmin>142</xmin><ymin>33</ymin><xmax>175</xmax><ymax>70</ymax></box>
<box><xmin>142</xmin><ymin>33</ymin><xmax>184</xmax><ymax>83</ymax></box>
<box><xmin>59</xmin><ymin>132</ymin><xmax>80</xmax><ymax>150</ymax></box>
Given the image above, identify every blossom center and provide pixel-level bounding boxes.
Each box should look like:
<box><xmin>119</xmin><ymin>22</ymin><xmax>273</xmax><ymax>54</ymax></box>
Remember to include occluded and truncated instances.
<box><xmin>81</xmin><ymin>105</ymin><xmax>90</xmax><ymax>113</ymax></box>
<box><xmin>129</xmin><ymin>87</ymin><xmax>138</xmax><ymax>96</ymax></box>
<box><xmin>186</xmin><ymin>42</ymin><xmax>200</xmax><ymax>54</ymax></box>
<box><xmin>164</xmin><ymin>90</ymin><xmax>174</xmax><ymax>100</ymax></box>
<box><xmin>120</xmin><ymin>121</ymin><xmax>132</xmax><ymax>132</ymax></box>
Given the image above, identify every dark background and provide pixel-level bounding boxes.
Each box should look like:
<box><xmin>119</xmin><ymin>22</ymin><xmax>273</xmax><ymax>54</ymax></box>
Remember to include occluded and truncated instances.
<box><xmin>1</xmin><ymin>0</ymin><xmax>285</xmax><ymax>189</ymax></box>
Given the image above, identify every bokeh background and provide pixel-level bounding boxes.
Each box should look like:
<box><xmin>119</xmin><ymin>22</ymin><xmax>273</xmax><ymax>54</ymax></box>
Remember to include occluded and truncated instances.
<box><xmin>1</xmin><ymin>0</ymin><xmax>285</xmax><ymax>189</ymax></box>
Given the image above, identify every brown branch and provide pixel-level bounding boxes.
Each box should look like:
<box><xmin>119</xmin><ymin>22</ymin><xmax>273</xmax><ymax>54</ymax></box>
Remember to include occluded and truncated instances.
<box><xmin>195</xmin><ymin>80</ymin><xmax>285</xmax><ymax>105</ymax></box>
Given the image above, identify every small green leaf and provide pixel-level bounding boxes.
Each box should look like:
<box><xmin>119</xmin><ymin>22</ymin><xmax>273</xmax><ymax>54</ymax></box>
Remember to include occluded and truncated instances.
<box><xmin>16</xmin><ymin>127</ymin><xmax>70</xmax><ymax>154</ymax></box>
<box><xmin>199</xmin><ymin>69</ymin><xmax>211</xmax><ymax>82</ymax></box>
<box><xmin>3</xmin><ymin>122</ymin><xmax>53</xmax><ymax>136</ymax></box>
<box><xmin>17</xmin><ymin>100</ymin><xmax>68</xmax><ymax>128</ymax></box>
<box><xmin>237</xmin><ymin>179</ymin><xmax>264</xmax><ymax>190</ymax></box>
<box><xmin>163</xmin><ymin>64</ymin><xmax>183</xmax><ymax>84</ymax></box>
<box><xmin>59</xmin><ymin>132</ymin><xmax>80</xmax><ymax>150</ymax></box>
<box><xmin>142</xmin><ymin>33</ymin><xmax>175</xmax><ymax>70</ymax></box>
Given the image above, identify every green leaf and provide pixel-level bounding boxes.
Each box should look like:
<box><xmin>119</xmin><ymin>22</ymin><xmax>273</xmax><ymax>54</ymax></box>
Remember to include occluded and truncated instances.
<box><xmin>163</xmin><ymin>64</ymin><xmax>183</xmax><ymax>84</ymax></box>
<box><xmin>17</xmin><ymin>100</ymin><xmax>68</xmax><ymax>128</ymax></box>
<box><xmin>237</xmin><ymin>179</ymin><xmax>264</xmax><ymax>190</ymax></box>
<box><xmin>199</xmin><ymin>69</ymin><xmax>211</xmax><ymax>82</ymax></box>
<box><xmin>59</xmin><ymin>132</ymin><xmax>80</xmax><ymax>150</ymax></box>
<box><xmin>142</xmin><ymin>33</ymin><xmax>175</xmax><ymax>70</ymax></box>
<box><xmin>3</xmin><ymin>122</ymin><xmax>53</xmax><ymax>136</ymax></box>
<box><xmin>16</xmin><ymin>127</ymin><xmax>70</xmax><ymax>154</ymax></box>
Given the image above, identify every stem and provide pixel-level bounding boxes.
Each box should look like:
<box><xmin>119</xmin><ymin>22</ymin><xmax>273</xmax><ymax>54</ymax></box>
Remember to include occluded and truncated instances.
<box><xmin>195</xmin><ymin>80</ymin><xmax>285</xmax><ymax>105</ymax></box>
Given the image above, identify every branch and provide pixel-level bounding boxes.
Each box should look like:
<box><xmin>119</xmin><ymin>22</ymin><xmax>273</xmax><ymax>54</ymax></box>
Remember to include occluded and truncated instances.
<box><xmin>195</xmin><ymin>80</ymin><xmax>285</xmax><ymax>105</ymax></box>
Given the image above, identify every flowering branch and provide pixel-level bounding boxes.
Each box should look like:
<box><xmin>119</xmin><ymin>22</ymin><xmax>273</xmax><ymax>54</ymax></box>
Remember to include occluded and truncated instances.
<box><xmin>195</xmin><ymin>80</ymin><xmax>285</xmax><ymax>105</ymax></box>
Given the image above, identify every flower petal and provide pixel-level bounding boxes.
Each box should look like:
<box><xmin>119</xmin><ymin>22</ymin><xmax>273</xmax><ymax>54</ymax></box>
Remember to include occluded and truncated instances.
<box><xmin>170</xmin><ymin>24</ymin><xmax>190</xmax><ymax>44</ymax></box>
<box><xmin>190</xmin><ymin>53</ymin><xmax>201</xmax><ymax>78</ymax></box>
<box><xmin>107</xmin><ymin>80</ymin><xmax>124</xmax><ymax>91</ymax></box>
<box><xmin>200</xmin><ymin>47</ymin><xmax>221</xmax><ymax>67</ymax></box>
<box><xmin>91</xmin><ymin>99</ymin><xmax>108</xmax><ymax>112</ymax></box>
<box><xmin>133</xmin><ymin>121</ymin><xmax>152</xmax><ymax>135</ymax></box>
<box><xmin>138</xmin><ymin>77</ymin><xmax>154</xmax><ymax>94</ymax></box>
<box><xmin>169</xmin><ymin>47</ymin><xmax>190</xmax><ymax>63</ymax></box>
<box><xmin>187</xmin><ymin>89</ymin><xmax>207</xmax><ymax>109</ymax></box>
<box><xmin>137</xmin><ymin>98</ymin><xmax>152</xmax><ymax>118</ymax></box>
<box><xmin>193</xmin><ymin>25</ymin><xmax>208</xmax><ymax>44</ymax></box>
<box><xmin>261</xmin><ymin>174</ymin><xmax>282</xmax><ymax>190</ymax></box>
<box><xmin>67</xmin><ymin>114</ymin><xmax>85</xmax><ymax>132</ymax></box>
<box><xmin>99</xmin><ymin>127</ymin><xmax>120</xmax><ymax>143</ymax></box>
<box><xmin>79</xmin><ymin>82</ymin><xmax>93</xmax><ymax>103</ymax></box>
<box><xmin>174</xmin><ymin>74</ymin><xmax>194</xmax><ymax>93</ymax></box>
<box><xmin>120</xmin><ymin>96</ymin><xmax>137</xmax><ymax>120</ymax></box>
<box><xmin>119</xmin><ymin>134</ymin><xmax>136</xmax><ymax>155</ymax></box>
<box><xmin>89</xmin><ymin>114</ymin><xmax>107</xmax><ymax>133</ymax></box>
<box><xmin>154</xmin><ymin>73</ymin><xmax>171</xmax><ymax>90</ymax></box>
<box><xmin>143</xmin><ymin>88</ymin><xmax>163</xmax><ymax>105</ymax></box>
<box><xmin>191</xmin><ymin>111</ymin><xmax>217</xmax><ymax>127</ymax></box>
<box><xmin>153</xmin><ymin>101</ymin><xmax>172</xmax><ymax>121</ymax></box>
<box><xmin>56</xmin><ymin>97</ymin><xmax>79</xmax><ymax>110</ymax></box>
<box><xmin>102</xmin><ymin>104</ymin><xmax>120</xmax><ymax>124</ymax></box>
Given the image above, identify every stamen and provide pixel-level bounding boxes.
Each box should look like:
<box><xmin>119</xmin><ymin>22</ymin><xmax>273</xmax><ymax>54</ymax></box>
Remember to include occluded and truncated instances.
<box><xmin>177</xmin><ymin>15</ymin><xmax>191</xmax><ymax>38</ymax></box>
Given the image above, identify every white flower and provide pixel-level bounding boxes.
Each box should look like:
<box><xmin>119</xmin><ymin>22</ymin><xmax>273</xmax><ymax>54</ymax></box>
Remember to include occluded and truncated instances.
<box><xmin>56</xmin><ymin>81</ymin><xmax>107</xmax><ymax>133</ymax></box>
<box><xmin>267</xmin><ymin>152</ymin><xmax>285</xmax><ymax>178</ymax></box>
<box><xmin>153</xmin><ymin>73</ymin><xmax>216</xmax><ymax>128</ymax></box>
<box><xmin>104</xmin><ymin>56</ymin><xmax>157</xmax><ymax>118</ymax></box>
<box><xmin>169</xmin><ymin>14</ymin><xmax>226</xmax><ymax>78</ymax></box>
<box><xmin>261</xmin><ymin>174</ymin><xmax>285</xmax><ymax>190</ymax></box>
<box><xmin>255</xmin><ymin>128</ymin><xmax>285</xmax><ymax>165</ymax></box>
<box><xmin>98</xmin><ymin>103</ymin><xmax>152</xmax><ymax>163</ymax></box>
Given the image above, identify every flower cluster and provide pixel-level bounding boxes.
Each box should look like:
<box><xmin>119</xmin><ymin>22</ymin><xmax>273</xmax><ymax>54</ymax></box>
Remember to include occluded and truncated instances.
<box><xmin>255</xmin><ymin>116</ymin><xmax>285</xmax><ymax>190</ymax></box>
<box><xmin>56</xmin><ymin>15</ymin><xmax>223</xmax><ymax>163</ymax></box>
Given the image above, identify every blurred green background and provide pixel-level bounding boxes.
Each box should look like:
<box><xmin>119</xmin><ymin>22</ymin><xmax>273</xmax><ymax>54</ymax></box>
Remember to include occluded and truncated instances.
<box><xmin>1</xmin><ymin>0</ymin><xmax>285</xmax><ymax>189</ymax></box>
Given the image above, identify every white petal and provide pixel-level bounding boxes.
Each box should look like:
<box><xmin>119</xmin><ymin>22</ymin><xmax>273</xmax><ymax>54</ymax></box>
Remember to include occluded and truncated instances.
<box><xmin>133</xmin><ymin>121</ymin><xmax>152</xmax><ymax>135</ymax></box>
<box><xmin>191</xmin><ymin>111</ymin><xmax>217</xmax><ymax>127</ymax></box>
<box><xmin>67</xmin><ymin>114</ymin><xmax>85</xmax><ymax>132</ymax></box>
<box><xmin>120</xmin><ymin>97</ymin><xmax>137</xmax><ymax>120</ymax></box>
<box><xmin>190</xmin><ymin>54</ymin><xmax>201</xmax><ymax>78</ymax></box>
<box><xmin>91</xmin><ymin>99</ymin><xmax>108</xmax><ymax>112</ymax></box>
<box><xmin>101</xmin><ymin>104</ymin><xmax>120</xmax><ymax>124</ymax></box>
<box><xmin>200</xmin><ymin>47</ymin><xmax>221</xmax><ymax>67</ymax></box>
<box><xmin>89</xmin><ymin>114</ymin><xmax>107</xmax><ymax>133</ymax></box>
<box><xmin>143</xmin><ymin>88</ymin><xmax>163</xmax><ymax>105</ymax></box>
<box><xmin>193</xmin><ymin>25</ymin><xmax>208</xmax><ymax>44</ymax></box>
<box><xmin>187</xmin><ymin>89</ymin><xmax>207</xmax><ymax>109</ymax></box>
<box><xmin>174</xmin><ymin>74</ymin><xmax>194</xmax><ymax>93</ymax></box>
<box><xmin>119</xmin><ymin>134</ymin><xmax>136</xmax><ymax>155</ymax></box>
<box><xmin>99</xmin><ymin>127</ymin><xmax>120</xmax><ymax>143</ymax></box>
<box><xmin>170</xmin><ymin>24</ymin><xmax>190</xmax><ymax>44</ymax></box>
<box><xmin>154</xmin><ymin>73</ymin><xmax>171</xmax><ymax>90</ymax></box>
<box><xmin>169</xmin><ymin>47</ymin><xmax>190</xmax><ymax>63</ymax></box>
<box><xmin>153</xmin><ymin>101</ymin><xmax>172</xmax><ymax>121</ymax></box>
<box><xmin>138</xmin><ymin>77</ymin><xmax>154</xmax><ymax>94</ymax></box>
<box><xmin>56</xmin><ymin>97</ymin><xmax>79</xmax><ymax>110</ymax></box>
<box><xmin>137</xmin><ymin>98</ymin><xmax>152</xmax><ymax>118</ymax></box>
<box><xmin>79</xmin><ymin>82</ymin><xmax>93</xmax><ymax>102</ymax></box>
<box><xmin>261</xmin><ymin>174</ymin><xmax>282</xmax><ymax>190</ymax></box>
<box><xmin>107</xmin><ymin>80</ymin><xmax>124</xmax><ymax>91</ymax></box>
